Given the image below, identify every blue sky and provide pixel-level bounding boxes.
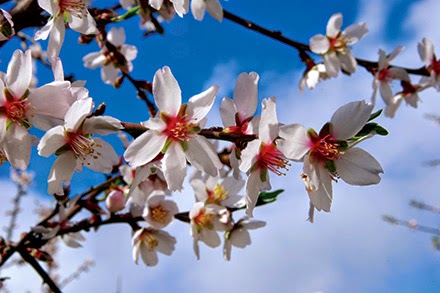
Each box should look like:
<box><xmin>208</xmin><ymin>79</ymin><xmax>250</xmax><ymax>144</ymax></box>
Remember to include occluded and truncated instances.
<box><xmin>2</xmin><ymin>0</ymin><xmax>440</xmax><ymax>292</ymax></box>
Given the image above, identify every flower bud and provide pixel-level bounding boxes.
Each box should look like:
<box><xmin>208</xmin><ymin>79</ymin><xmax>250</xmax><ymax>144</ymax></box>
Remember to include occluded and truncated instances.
<box><xmin>106</xmin><ymin>189</ymin><xmax>125</xmax><ymax>213</ymax></box>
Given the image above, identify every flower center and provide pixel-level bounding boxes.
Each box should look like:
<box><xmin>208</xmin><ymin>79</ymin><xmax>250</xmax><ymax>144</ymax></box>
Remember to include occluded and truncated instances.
<box><xmin>310</xmin><ymin>134</ymin><xmax>340</xmax><ymax>162</ymax></box>
<box><xmin>59</xmin><ymin>0</ymin><xmax>87</xmax><ymax>18</ymax></box>
<box><xmin>378</xmin><ymin>68</ymin><xmax>392</xmax><ymax>82</ymax></box>
<box><xmin>162</xmin><ymin>112</ymin><xmax>197</xmax><ymax>142</ymax></box>
<box><xmin>329</xmin><ymin>35</ymin><xmax>348</xmax><ymax>54</ymax></box>
<box><xmin>65</xmin><ymin>132</ymin><xmax>102</xmax><ymax>162</ymax></box>
<box><xmin>194</xmin><ymin>210</ymin><xmax>214</xmax><ymax>232</ymax></box>
<box><xmin>150</xmin><ymin>205</ymin><xmax>168</xmax><ymax>223</ymax></box>
<box><xmin>0</xmin><ymin>90</ymin><xmax>31</xmax><ymax>128</ymax></box>
<box><xmin>140</xmin><ymin>231</ymin><xmax>158</xmax><ymax>251</ymax></box>
<box><xmin>256</xmin><ymin>143</ymin><xmax>289</xmax><ymax>176</ymax></box>
<box><xmin>207</xmin><ymin>183</ymin><xmax>228</xmax><ymax>205</ymax></box>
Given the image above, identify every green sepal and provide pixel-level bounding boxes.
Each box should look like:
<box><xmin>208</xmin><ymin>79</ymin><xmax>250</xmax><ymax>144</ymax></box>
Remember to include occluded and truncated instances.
<box><xmin>161</xmin><ymin>137</ymin><xmax>173</xmax><ymax>153</ymax></box>
<box><xmin>374</xmin><ymin>125</ymin><xmax>389</xmax><ymax>136</ymax></box>
<box><xmin>111</xmin><ymin>5</ymin><xmax>140</xmax><ymax>22</ymax></box>
<box><xmin>224</xmin><ymin>230</ymin><xmax>231</xmax><ymax>240</ymax></box>
<box><xmin>20</xmin><ymin>89</ymin><xmax>30</xmax><ymax>100</ymax></box>
<box><xmin>256</xmin><ymin>189</ymin><xmax>284</xmax><ymax>207</ymax></box>
<box><xmin>368</xmin><ymin>109</ymin><xmax>383</xmax><ymax>121</ymax></box>
<box><xmin>337</xmin><ymin>140</ymin><xmax>348</xmax><ymax>152</ymax></box>
<box><xmin>353</xmin><ymin>122</ymin><xmax>389</xmax><ymax>139</ymax></box>
<box><xmin>54</xmin><ymin>144</ymin><xmax>70</xmax><ymax>156</ymax></box>
<box><xmin>325</xmin><ymin>160</ymin><xmax>336</xmax><ymax>173</ymax></box>
<box><xmin>259</xmin><ymin>168</ymin><xmax>268</xmax><ymax>183</ymax></box>
<box><xmin>179</xmin><ymin>140</ymin><xmax>188</xmax><ymax>152</ymax></box>
<box><xmin>5</xmin><ymin>119</ymin><xmax>13</xmax><ymax>131</ymax></box>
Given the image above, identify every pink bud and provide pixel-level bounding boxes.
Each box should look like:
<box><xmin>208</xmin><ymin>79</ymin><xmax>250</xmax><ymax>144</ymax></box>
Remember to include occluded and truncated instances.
<box><xmin>106</xmin><ymin>190</ymin><xmax>125</xmax><ymax>213</ymax></box>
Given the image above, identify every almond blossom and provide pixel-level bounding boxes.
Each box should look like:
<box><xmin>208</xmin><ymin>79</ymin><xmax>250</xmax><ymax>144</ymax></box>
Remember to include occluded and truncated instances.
<box><xmin>371</xmin><ymin>46</ymin><xmax>409</xmax><ymax>105</ymax></box>
<box><xmin>38</xmin><ymin>98</ymin><xmax>121</xmax><ymax>195</ymax></box>
<box><xmin>239</xmin><ymin>97</ymin><xmax>304</xmax><ymax>217</ymax></box>
<box><xmin>132</xmin><ymin>227</ymin><xmax>176</xmax><ymax>267</ymax></box>
<box><xmin>281</xmin><ymin>101</ymin><xmax>383</xmax><ymax>222</ymax></box>
<box><xmin>34</xmin><ymin>0</ymin><xmax>98</xmax><ymax>59</ymax></box>
<box><xmin>418</xmin><ymin>37</ymin><xmax>440</xmax><ymax>90</ymax></box>
<box><xmin>83</xmin><ymin>27</ymin><xmax>138</xmax><ymax>85</ymax></box>
<box><xmin>124</xmin><ymin>66</ymin><xmax>223</xmax><ymax>191</ymax></box>
<box><xmin>299</xmin><ymin>63</ymin><xmax>330</xmax><ymax>92</ymax></box>
<box><xmin>190</xmin><ymin>0</ymin><xmax>223</xmax><ymax>21</ymax></box>
<box><xmin>142</xmin><ymin>194</ymin><xmax>178</xmax><ymax>229</ymax></box>
<box><xmin>385</xmin><ymin>80</ymin><xmax>429</xmax><ymax>118</ymax></box>
<box><xmin>220</xmin><ymin>72</ymin><xmax>259</xmax><ymax>179</ymax></box>
<box><xmin>310</xmin><ymin>13</ymin><xmax>368</xmax><ymax>77</ymax></box>
<box><xmin>0</xmin><ymin>50</ymin><xmax>77</xmax><ymax>169</ymax></box>
<box><xmin>223</xmin><ymin>217</ymin><xmax>266</xmax><ymax>261</ymax></box>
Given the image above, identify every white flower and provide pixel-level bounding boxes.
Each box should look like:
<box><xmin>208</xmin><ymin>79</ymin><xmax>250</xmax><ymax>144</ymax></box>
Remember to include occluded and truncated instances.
<box><xmin>220</xmin><ymin>72</ymin><xmax>259</xmax><ymax>179</ymax></box>
<box><xmin>371</xmin><ymin>46</ymin><xmax>409</xmax><ymax>105</ymax></box>
<box><xmin>190</xmin><ymin>202</ymin><xmax>230</xmax><ymax>259</ymax></box>
<box><xmin>190</xmin><ymin>170</ymin><xmax>244</xmax><ymax>208</ymax></box>
<box><xmin>83</xmin><ymin>27</ymin><xmax>138</xmax><ymax>85</ymax></box>
<box><xmin>223</xmin><ymin>217</ymin><xmax>266</xmax><ymax>261</ymax></box>
<box><xmin>418</xmin><ymin>37</ymin><xmax>440</xmax><ymax>90</ymax></box>
<box><xmin>34</xmin><ymin>0</ymin><xmax>98</xmax><ymax>59</ymax></box>
<box><xmin>283</xmin><ymin>101</ymin><xmax>383</xmax><ymax>222</ymax></box>
<box><xmin>124</xmin><ymin>66</ymin><xmax>223</xmax><ymax>191</ymax></box>
<box><xmin>385</xmin><ymin>80</ymin><xmax>429</xmax><ymax>118</ymax></box>
<box><xmin>310</xmin><ymin>13</ymin><xmax>368</xmax><ymax>77</ymax></box>
<box><xmin>299</xmin><ymin>63</ymin><xmax>329</xmax><ymax>92</ymax></box>
<box><xmin>0</xmin><ymin>50</ymin><xmax>77</xmax><ymax>169</ymax></box>
<box><xmin>239</xmin><ymin>97</ymin><xmax>303</xmax><ymax>217</ymax></box>
<box><xmin>190</xmin><ymin>0</ymin><xmax>223</xmax><ymax>21</ymax></box>
<box><xmin>132</xmin><ymin>227</ymin><xmax>176</xmax><ymax>267</ymax></box>
<box><xmin>38</xmin><ymin>98</ymin><xmax>121</xmax><ymax>195</ymax></box>
<box><xmin>142</xmin><ymin>194</ymin><xmax>178</xmax><ymax>229</ymax></box>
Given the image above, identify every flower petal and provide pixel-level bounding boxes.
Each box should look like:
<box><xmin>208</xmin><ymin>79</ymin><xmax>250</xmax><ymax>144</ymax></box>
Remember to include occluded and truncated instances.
<box><xmin>234</xmin><ymin>72</ymin><xmax>259</xmax><ymax>120</ymax></box>
<box><xmin>186</xmin><ymin>136</ymin><xmax>222</xmax><ymax>176</ymax></box>
<box><xmin>6</xmin><ymin>50</ymin><xmax>32</xmax><ymax>98</ymax></box>
<box><xmin>310</xmin><ymin>34</ymin><xmax>330</xmax><ymax>54</ymax></box>
<box><xmin>82</xmin><ymin>116</ymin><xmax>122</xmax><ymax>135</ymax></box>
<box><xmin>326</xmin><ymin>13</ymin><xmax>343</xmax><ymax>38</ymax></box>
<box><xmin>38</xmin><ymin>125</ymin><xmax>66</xmax><ymax>157</ymax></box>
<box><xmin>220</xmin><ymin>97</ymin><xmax>236</xmax><ymax>127</ymax></box>
<box><xmin>330</xmin><ymin>100</ymin><xmax>373</xmax><ymax>140</ymax></box>
<box><xmin>206</xmin><ymin>0</ymin><xmax>223</xmax><ymax>22</ymax></box>
<box><xmin>186</xmin><ymin>84</ymin><xmax>218</xmax><ymax>122</ymax></box>
<box><xmin>162</xmin><ymin>143</ymin><xmax>187</xmax><ymax>191</ymax></box>
<box><xmin>47</xmin><ymin>152</ymin><xmax>77</xmax><ymax>195</ymax></box>
<box><xmin>153</xmin><ymin>66</ymin><xmax>181</xmax><ymax>115</ymax></box>
<box><xmin>64</xmin><ymin>98</ymin><xmax>93</xmax><ymax>132</ymax></box>
<box><xmin>124</xmin><ymin>130</ymin><xmax>166</xmax><ymax>168</ymax></box>
<box><xmin>277</xmin><ymin>123</ymin><xmax>310</xmax><ymax>161</ymax></box>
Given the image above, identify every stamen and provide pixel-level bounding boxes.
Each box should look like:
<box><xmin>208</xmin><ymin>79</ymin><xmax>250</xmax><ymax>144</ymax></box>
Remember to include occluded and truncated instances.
<box><xmin>66</xmin><ymin>132</ymin><xmax>102</xmax><ymax>164</ymax></box>
<box><xmin>207</xmin><ymin>184</ymin><xmax>229</xmax><ymax>204</ymax></box>
<box><xmin>59</xmin><ymin>0</ymin><xmax>87</xmax><ymax>19</ymax></box>
<box><xmin>310</xmin><ymin>134</ymin><xmax>340</xmax><ymax>162</ymax></box>
<box><xmin>194</xmin><ymin>210</ymin><xmax>214</xmax><ymax>232</ymax></box>
<box><xmin>257</xmin><ymin>143</ymin><xmax>290</xmax><ymax>176</ymax></box>
<box><xmin>140</xmin><ymin>231</ymin><xmax>158</xmax><ymax>251</ymax></box>
<box><xmin>150</xmin><ymin>205</ymin><xmax>168</xmax><ymax>223</ymax></box>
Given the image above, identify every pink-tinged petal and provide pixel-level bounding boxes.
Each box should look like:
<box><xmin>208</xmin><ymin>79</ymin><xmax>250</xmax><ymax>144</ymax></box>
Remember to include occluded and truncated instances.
<box><xmin>6</xmin><ymin>50</ymin><xmax>32</xmax><ymax>98</ymax></box>
<box><xmin>101</xmin><ymin>65</ymin><xmax>119</xmax><ymax>85</ymax></box>
<box><xmin>107</xmin><ymin>27</ymin><xmax>125</xmax><ymax>47</ymax></box>
<box><xmin>51</xmin><ymin>58</ymin><xmax>64</xmax><ymax>81</ymax></box>
<box><xmin>64</xmin><ymin>98</ymin><xmax>93</xmax><ymax>132</ymax></box>
<box><xmin>239</xmin><ymin>140</ymin><xmax>260</xmax><ymax>173</ymax></box>
<box><xmin>243</xmin><ymin>219</ymin><xmax>266</xmax><ymax>230</ymax></box>
<box><xmin>142</xmin><ymin>117</ymin><xmax>167</xmax><ymax>131</ymax></box>
<box><xmin>259</xmin><ymin>97</ymin><xmax>278</xmax><ymax>143</ymax></box>
<box><xmin>171</xmin><ymin>0</ymin><xmax>189</xmax><ymax>17</ymax></box>
<box><xmin>34</xmin><ymin>18</ymin><xmax>54</xmax><ymax>41</ymax></box>
<box><xmin>201</xmin><ymin>229</ymin><xmax>221</xmax><ymax>248</ymax></box>
<box><xmin>47</xmin><ymin>152</ymin><xmax>77</xmax><ymax>195</ymax></box>
<box><xmin>153</xmin><ymin>66</ymin><xmax>181</xmax><ymax>115</ymax></box>
<box><xmin>83</xmin><ymin>138</ymin><xmax>119</xmax><ymax>173</ymax></box>
<box><xmin>388</xmin><ymin>67</ymin><xmax>409</xmax><ymax>81</ymax></box>
<box><xmin>339</xmin><ymin>51</ymin><xmax>357</xmax><ymax>74</ymax></box>
<box><xmin>155</xmin><ymin>230</ymin><xmax>176</xmax><ymax>255</ymax></box>
<box><xmin>310</xmin><ymin>34</ymin><xmax>330</xmax><ymax>54</ymax></box>
<box><xmin>220</xmin><ymin>97</ymin><xmax>236</xmax><ymax>127</ymax></box>
<box><xmin>47</xmin><ymin>17</ymin><xmax>65</xmax><ymax>59</ymax></box>
<box><xmin>124</xmin><ymin>130</ymin><xmax>166</xmax><ymax>167</ymax></box>
<box><xmin>234</xmin><ymin>72</ymin><xmax>259</xmax><ymax>119</ymax></box>
<box><xmin>303</xmin><ymin>154</ymin><xmax>319</xmax><ymax>191</ymax></box>
<box><xmin>377</xmin><ymin>49</ymin><xmax>387</xmax><ymax>70</ymax></box>
<box><xmin>140</xmin><ymin>245</ymin><xmax>158</xmax><ymax>266</ymax></box>
<box><xmin>0</xmin><ymin>79</ymin><xmax>5</xmax><ymax>104</ymax></box>
<box><xmin>323</xmin><ymin>52</ymin><xmax>340</xmax><ymax>77</ymax></box>
<box><xmin>418</xmin><ymin>38</ymin><xmax>434</xmax><ymax>66</ymax></box>
<box><xmin>344</xmin><ymin>22</ymin><xmax>368</xmax><ymax>44</ymax></box>
<box><xmin>277</xmin><ymin>123</ymin><xmax>310</xmax><ymax>161</ymax></box>
<box><xmin>245</xmin><ymin>171</ymin><xmax>270</xmax><ymax>217</ymax></box>
<box><xmin>0</xmin><ymin>118</ymin><xmax>6</xmax><ymax>141</ymax></box>
<box><xmin>149</xmin><ymin>0</ymin><xmax>164</xmax><ymax>10</ymax></box>
<box><xmin>206</xmin><ymin>0</ymin><xmax>223</xmax><ymax>22</ymax></box>
<box><xmin>3</xmin><ymin>125</ymin><xmax>31</xmax><ymax>169</ymax></box>
<box><xmin>384</xmin><ymin>96</ymin><xmax>403</xmax><ymax>118</ymax></box>
<box><xmin>306</xmin><ymin>164</ymin><xmax>332</xmax><ymax>212</ymax></box>
<box><xmin>38</xmin><ymin>125</ymin><xmax>66</xmax><ymax>157</ymax></box>
<box><xmin>326</xmin><ymin>13</ymin><xmax>343</xmax><ymax>38</ymax></box>
<box><xmin>191</xmin><ymin>0</ymin><xmax>206</xmax><ymax>20</ymax></box>
<box><xmin>187</xmin><ymin>85</ymin><xmax>218</xmax><ymax>122</ymax></box>
<box><xmin>335</xmin><ymin>147</ymin><xmax>383</xmax><ymax>185</ymax></box>
<box><xmin>186</xmin><ymin>136</ymin><xmax>222</xmax><ymax>176</ymax></box>
<box><xmin>191</xmin><ymin>178</ymin><xmax>209</xmax><ymax>202</ymax></box>
<box><xmin>388</xmin><ymin>46</ymin><xmax>405</xmax><ymax>62</ymax></box>
<box><xmin>82</xmin><ymin>116</ymin><xmax>121</xmax><ymax>135</ymax></box>
<box><xmin>379</xmin><ymin>82</ymin><xmax>393</xmax><ymax>104</ymax></box>
<box><xmin>330</xmin><ymin>100</ymin><xmax>373</xmax><ymax>140</ymax></box>
<box><xmin>230</xmin><ymin>229</ymin><xmax>251</xmax><ymax>249</ymax></box>
<box><xmin>163</xmin><ymin>143</ymin><xmax>187</xmax><ymax>191</ymax></box>
<box><xmin>83</xmin><ymin>52</ymin><xmax>107</xmax><ymax>69</ymax></box>
<box><xmin>69</xmin><ymin>13</ymin><xmax>98</xmax><ymax>35</ymax></box>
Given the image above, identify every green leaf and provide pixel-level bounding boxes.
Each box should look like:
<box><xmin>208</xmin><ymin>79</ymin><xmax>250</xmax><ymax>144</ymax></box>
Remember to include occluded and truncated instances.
<box><xmin>368</xmin><ymin>109</ymin><xmax>383</xmax><ymax>121</ymax></box>
<box><xmin>256</xmin><ymin>189</ymin><xmax>284</xmax><ymax>207</ymax></box>
<box><xmin>374</xmin><ymin>125</ymin><xmax>389</xmax><ymax>136</ymax></box>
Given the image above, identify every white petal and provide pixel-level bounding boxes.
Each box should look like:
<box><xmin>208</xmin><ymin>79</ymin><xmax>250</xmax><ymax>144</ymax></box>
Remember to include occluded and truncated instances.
<box><xmin>3</xmin><ymin>125</ymin><xmax>31</xmax><ymax>169</ymax></box>
<box><xmin>323</xmin><ymin>52</ymin><xmax>340</xmax><ymax>77</ymax></box>
<box><xmin>38</xmin><ymin>125</ymin><xmax>66</xmax><ymax>157</ymax></box>
<box><xmin>124</xmin><ymin>130</ymin><xmax>166</xmax><ymax>167</ymax></box>
<box><xmin>64</xmin><ymin>98</ymin><xmax>93</xmax><ymax>132</ymax></box>
<box><xmin>149</xmin><ymin>0</ymin><xmax>164</xmax><ymax>10</ymax></box>
<box><xmin>230</xmin><ymin>229</ymin><xmax>251</xmax><ymax>248</ymax></box>
<box><xmin>234</xmin><ymin>72</ymin><xmax>259</xmax><ymax>120</ymax></box>
<box><xmin>277</xmin><ymin>123</ymin><xmax>310</xmax><ymax>161</ymax></box>
<box><xmin>239</xmin><ymin>140</ymin><xmax>260</xmax><ymax>173</ymax></box>
<box><xmin>101</xmin><ymin>65</ymin><xmax>119</xmax><ymax>85</ymax></box>
<box><xmin>34</xmin><ymin>17</ymin><xmax>54</xmax><ymax>41</ymax></box>
<box><xmin>187</xmin><ymin>85</ymin><xmax>218</xmax><ymax>122</ymax></box>
<box><xmin>83</xmin><ymin>138</ymin><xmax>119</xmax><ymax>173</ymax></box>
<box><xmin>418</xmin><ymin>38</ymin><xmax>434</xmax><ymax>66</ymax></box>
<box><xmin>48</xmin><ymin>152</ymin><xmax>77</xmax><ymax>195</ymax></box>
<box><xmin>339</xmin><ymin>51</ymin><xmax>357</xmax><ymax>74</ymax></box>
<box><xmin>306</xmin><ymin>163</ymin><xmax>332</xmax><ymax>212</ymax></box>
<box><xmin>326</xmin><ymin>13</ymin><xmax>343</xmax><ymax>38</ymax></box>
<box><xmin>220</xmin><ymin>97</ymin><xmax>236</xmax><ymax>127</ymax></box>
<box><xmin>245</xmin><ymin>171</ymin><xmax>269</xmax><ymax>217</ymax></box>
<box><xmin>47</xmin><ymin>17</ymin><xmax>65</xmax><ymax>59</ymax></box>
<box><xmin>379</xmin><ymin>82</ymin><xmax>393</xmax><ymax>104</ymax></box>
<box><xmin>309</xmin><ymin>34</ymin><xmax>330</xmax><ymax>54</ymax></box>
<box><xmin>153</xmin><ymin>66</ymin><xmax>181</xmax><ymax>115</ymax></box>
<box><xmin>344</xmin><ymin>22</ymin><xmax>368</xmax><ymax>44</ymax></box>
<box><xmin>6</xmin><ymin>50</ymin><xmax>32</xmax><ymax>98</ymax></box>
<box><xmin>259</xmin><ymin>97</ymin><xmax>278</xmax><ymax>143</ymax></box>
<box><xmin>186</xmin><ymin>136</ymin><xmax>222</xmax><ymax>176</ymax></box>
<box><xmin>163</xmin><ymin>143</ymin><xmax>187</xmax><ymax>191</ymax></box>
<box><xmin>69</xmin><ymin>13</ymin><xmax>98</xmax><ymax>35</ymax></box>
<box><xmin>191</xmin><ymin>0</ymin><xmax>206</xmax><ymax>21</ymax></box>
<box><xmin>82</xmin><ymin>116</ymin><xmax>122</xmax><ymax>135</ymax></box>
<box><xmin>330</xmin><ymin>100</ymin><xmax>373</xmax><ymax>140</ymax></box>
<box><xmin>335</xmin><ymin>147</ymin><xmax>383</xmax><ymax>185</ymax></box>
<box><xmin>206</xmin><ymin>0</ymin><xmax>223</xmax><ymax>22</ymax></box>
<box><xmin>107</xmin><ymin>27</ymin><xmax>126</xmax><ymax>47</ymax></box>
<box><xmin>83</xmin><ymin>52</ymin><xmax>107</xmax><ymax>69</ymax></box>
